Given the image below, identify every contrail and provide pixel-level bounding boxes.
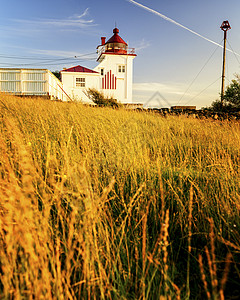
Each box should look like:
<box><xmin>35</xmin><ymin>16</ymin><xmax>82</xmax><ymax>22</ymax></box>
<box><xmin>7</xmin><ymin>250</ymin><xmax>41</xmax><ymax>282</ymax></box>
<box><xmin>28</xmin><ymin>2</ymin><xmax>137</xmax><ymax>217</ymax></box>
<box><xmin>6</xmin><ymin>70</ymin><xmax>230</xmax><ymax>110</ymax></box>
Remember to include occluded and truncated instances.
<box><xmin>126</xmin><ymin>0</ymin><xmax>239</xmax><ymax>56</ymax></box>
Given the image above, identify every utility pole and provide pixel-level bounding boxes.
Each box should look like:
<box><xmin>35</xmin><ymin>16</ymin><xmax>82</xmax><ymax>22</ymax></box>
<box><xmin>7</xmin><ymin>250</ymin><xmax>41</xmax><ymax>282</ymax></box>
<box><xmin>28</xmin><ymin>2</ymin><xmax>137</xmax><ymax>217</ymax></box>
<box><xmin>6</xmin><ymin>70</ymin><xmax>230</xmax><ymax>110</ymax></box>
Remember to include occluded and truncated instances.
<box><xmin>220</xmin><ymin>20</ymin><xmax>231</xmax><ymax>105</ymax></box>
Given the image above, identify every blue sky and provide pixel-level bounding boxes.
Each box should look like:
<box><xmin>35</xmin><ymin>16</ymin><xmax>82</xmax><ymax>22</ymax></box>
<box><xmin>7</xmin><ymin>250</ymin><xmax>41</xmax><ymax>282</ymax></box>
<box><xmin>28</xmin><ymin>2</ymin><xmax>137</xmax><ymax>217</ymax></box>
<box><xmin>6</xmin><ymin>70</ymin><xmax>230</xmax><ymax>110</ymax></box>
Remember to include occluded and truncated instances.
<box><xmin>1</xmin><ymin>0</ymin><xmax>240</xmax><ymax>108</ymax></box>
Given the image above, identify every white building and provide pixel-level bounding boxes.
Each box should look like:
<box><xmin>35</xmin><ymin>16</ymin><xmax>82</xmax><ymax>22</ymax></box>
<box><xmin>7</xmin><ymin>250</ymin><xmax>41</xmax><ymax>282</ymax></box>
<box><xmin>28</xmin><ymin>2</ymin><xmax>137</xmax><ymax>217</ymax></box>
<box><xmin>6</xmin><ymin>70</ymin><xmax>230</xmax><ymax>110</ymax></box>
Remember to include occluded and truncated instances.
<box><xmin>0</xmin><ymin>68</ymin><xmax>70</xmax><ymax>101</ymax></box>
<box><xmin>61</xmin><ymin>27</ymin><xmax>137</xmax><ymax>103</ymax></box>
<box><xmin>60</xmin><ymin>66</ymin><xmax>100</xmax><ymax>102</ymax></box>
<box><xmin>0</xmin><ymin>27</ymin><xmax>136</xmax><ymax>103</ymax></box>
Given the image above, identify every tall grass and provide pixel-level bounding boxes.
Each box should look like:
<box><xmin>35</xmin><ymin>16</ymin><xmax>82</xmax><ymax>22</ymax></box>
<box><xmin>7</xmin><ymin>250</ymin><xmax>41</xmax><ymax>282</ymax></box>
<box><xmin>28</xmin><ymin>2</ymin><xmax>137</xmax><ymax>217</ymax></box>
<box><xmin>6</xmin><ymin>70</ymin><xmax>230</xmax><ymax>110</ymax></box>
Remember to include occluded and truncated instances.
<box><xmin>0</xmin><ymin>94</ymin><xmax>239</xmax><ymax>299</ymax></box>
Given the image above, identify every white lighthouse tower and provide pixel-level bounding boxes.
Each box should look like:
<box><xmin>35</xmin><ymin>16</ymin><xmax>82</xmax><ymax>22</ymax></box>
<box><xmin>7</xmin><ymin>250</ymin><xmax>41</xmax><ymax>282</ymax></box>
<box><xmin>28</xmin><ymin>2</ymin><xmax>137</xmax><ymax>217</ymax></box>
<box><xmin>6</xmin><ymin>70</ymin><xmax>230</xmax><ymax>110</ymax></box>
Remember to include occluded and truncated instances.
<box><xmin>94</xmin><ymin>28</ymin><xmax>136</xmax><ymax>103</ymax></box>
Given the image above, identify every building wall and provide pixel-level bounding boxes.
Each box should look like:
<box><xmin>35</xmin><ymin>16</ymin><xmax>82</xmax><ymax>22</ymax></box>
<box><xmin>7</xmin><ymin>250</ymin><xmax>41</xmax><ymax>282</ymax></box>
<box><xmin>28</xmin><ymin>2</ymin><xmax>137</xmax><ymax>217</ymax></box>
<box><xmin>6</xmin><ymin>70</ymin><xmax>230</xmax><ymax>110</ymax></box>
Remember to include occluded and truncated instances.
<box><xmin>61</xmin><ymin>71</ymin><xmax>99</xmax><ymax>102</ymax></box>
<box><xmin>48</xmin><ymin>71</ymin><xmax>69</xmax><ymax>101</ymax></box>
<box><xmin>0</xmin><ymin>69</ymin><xmax>68</xmax><ymax>100</ymax></box>
<box><xmin>94</xmin><ymin>54</ymin><xmax>135</xmax><ymax>103</ymax></box>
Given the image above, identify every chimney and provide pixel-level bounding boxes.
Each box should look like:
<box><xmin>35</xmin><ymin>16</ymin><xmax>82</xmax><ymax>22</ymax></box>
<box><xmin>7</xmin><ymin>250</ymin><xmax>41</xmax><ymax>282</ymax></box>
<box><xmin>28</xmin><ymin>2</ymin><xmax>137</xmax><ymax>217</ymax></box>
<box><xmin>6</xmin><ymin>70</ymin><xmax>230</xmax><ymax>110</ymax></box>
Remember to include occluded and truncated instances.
<box><xmin>101</xmin><ymin>37</ymin><xmax>106</xmax><ymax>45</ymax></box>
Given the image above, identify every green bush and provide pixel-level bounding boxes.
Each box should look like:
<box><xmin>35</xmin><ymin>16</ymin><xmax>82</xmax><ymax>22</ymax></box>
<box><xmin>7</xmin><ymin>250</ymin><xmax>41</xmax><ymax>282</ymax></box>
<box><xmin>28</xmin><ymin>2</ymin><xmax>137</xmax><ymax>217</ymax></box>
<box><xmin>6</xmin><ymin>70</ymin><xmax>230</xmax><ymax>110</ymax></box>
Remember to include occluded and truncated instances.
<box><xmin>210</xmin><ymin>74</ymin><xmax>240</xmax><ymax>111</ymax></box>
<box><xmin>85</xmin><ymin>88</ymin><xmax>122</xmax><ymax>108</ymax></box>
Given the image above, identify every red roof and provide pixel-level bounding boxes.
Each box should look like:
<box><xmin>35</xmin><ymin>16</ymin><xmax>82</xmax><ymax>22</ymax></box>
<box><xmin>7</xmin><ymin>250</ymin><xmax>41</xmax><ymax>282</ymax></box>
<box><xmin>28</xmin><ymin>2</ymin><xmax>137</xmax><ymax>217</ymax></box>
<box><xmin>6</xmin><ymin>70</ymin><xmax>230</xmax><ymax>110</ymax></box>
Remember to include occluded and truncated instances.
<box><xmin>61</xmin><ymin>65</ymin><xmax>98</xmax><ymax>73</ymax></box>
<box><xmin>105</xmin><ymin>28</ymin><xmax>127</xmax><ymax>45</ymax></box>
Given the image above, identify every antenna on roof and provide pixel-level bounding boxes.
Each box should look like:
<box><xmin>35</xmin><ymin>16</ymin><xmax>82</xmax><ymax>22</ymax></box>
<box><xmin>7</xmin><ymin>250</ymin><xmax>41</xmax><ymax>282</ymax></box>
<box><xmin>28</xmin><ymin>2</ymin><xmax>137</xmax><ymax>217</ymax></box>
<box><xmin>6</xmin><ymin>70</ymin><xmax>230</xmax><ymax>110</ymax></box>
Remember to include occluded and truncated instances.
<box><xmin>115</xmin><ymin>21</ymin><xmax>117</xmax><ymax>28</ymax></box>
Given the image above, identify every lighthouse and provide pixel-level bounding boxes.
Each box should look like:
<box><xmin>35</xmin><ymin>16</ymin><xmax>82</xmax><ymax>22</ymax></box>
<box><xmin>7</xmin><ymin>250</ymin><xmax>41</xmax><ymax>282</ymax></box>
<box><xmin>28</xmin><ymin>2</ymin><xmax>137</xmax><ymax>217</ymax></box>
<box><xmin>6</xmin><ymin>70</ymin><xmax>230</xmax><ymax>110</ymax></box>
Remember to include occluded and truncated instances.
<box><xmin>60</xmin><ymin>27</ymin><xmax>136</xmax><ymax>103</ymax></box>
<box><xmin>94</xmin><ymin>27</ymin><xmax>137</xmax><ymax>103</ymax></box>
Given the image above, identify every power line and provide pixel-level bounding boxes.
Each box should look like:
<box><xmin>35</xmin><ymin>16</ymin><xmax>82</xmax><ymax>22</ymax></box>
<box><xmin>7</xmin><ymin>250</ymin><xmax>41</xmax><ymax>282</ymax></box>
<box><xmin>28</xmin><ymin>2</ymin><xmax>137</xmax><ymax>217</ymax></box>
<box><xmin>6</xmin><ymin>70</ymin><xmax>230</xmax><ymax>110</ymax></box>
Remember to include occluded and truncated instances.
<box><xmin>126</xmin><ymin>0</ymin><xmax>240</xmax><ymax>56</ymax></box>
<box><xmin>226</xmin><ymin>40</ymin><xmax>240</xmax><ymax>66</ymax></box>
<box><xmin>183</xmin><ymin>77</ymin><xmax>221</xmax><ymax>105</ymax></box>
<box><xmin>176</xmin><ymin>40</ymin><xmax>222</xmax><ymax>105</ymax></box>
<box><xmin>0</xmin><ymin>57</ymin><xmax>97</xmax><ymax>68</ymax></box>
<box><xmin>13</xmin><ymin>57</ymin><xmax>96</xmax><ymax>67</ymax></box>
<box><xmin>0</xmin><ymin>52</ymin><xmax>97</xmax><ymax>61</ymax></box>
<box><xmin>0</xmin><ymin>52</ymin><xmax>97</xmax><ymax>68</ymax></box>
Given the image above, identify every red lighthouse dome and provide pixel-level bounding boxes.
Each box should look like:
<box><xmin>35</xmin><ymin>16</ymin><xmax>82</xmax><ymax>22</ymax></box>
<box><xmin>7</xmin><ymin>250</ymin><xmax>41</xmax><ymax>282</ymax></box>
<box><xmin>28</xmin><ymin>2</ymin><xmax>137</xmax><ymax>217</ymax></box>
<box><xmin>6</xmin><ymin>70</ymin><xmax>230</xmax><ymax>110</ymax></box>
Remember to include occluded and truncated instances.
<box><xmin>104</xmin><ymin>27</ymin><xmax>128</xmax><ymax>54</ymax></box>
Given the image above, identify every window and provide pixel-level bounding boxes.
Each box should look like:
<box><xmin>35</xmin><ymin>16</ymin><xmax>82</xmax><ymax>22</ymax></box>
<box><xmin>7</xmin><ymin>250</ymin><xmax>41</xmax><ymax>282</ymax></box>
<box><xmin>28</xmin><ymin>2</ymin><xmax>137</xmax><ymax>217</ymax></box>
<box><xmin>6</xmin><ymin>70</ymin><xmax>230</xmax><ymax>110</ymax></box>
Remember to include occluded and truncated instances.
<box><xmin>100</xmin><ymin>68</ymin><xmax>104</xmax><ymax>76</ymax></box>
<box><xmin>76</xmin><ymin>78</ymin><xmax>85</xmax><ymax>87</ymax></box>
<box><xmin>118</xmin><ymin>65</ymin><xmax>126</xmax><ymax>73</ymax></box>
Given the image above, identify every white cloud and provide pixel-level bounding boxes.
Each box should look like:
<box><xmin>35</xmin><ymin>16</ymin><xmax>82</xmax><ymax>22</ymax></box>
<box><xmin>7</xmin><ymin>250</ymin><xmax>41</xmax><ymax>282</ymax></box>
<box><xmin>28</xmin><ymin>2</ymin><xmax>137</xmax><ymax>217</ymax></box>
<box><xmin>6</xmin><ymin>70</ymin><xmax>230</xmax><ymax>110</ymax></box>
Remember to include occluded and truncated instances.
<box><xmin>132</xmin><ymin>81</ymin><xmax>220</xmax><ymax>108</ymax></box>
<box><xmin>132</xmin><ymin>82</ymin><xmax>183</xmax><ymax>107</ymax></box>
<box><xmin>133</xmin><ymin>81</ymin><xmax>186</xmax><ymax>95</ymax></box>
<box><xmin>134</xmin><ymin>39</ymin><xmax>151</xmax><ymax>51</ymax></box>
<box><xmin>11</xmin><ymin>8</ymin><xmax>96</xmax><ymax>30</ymax></box>
<box><xmin>70</xmin><ymin>8</ymin><xmax>90</xmax><ymax>19</ymax></box>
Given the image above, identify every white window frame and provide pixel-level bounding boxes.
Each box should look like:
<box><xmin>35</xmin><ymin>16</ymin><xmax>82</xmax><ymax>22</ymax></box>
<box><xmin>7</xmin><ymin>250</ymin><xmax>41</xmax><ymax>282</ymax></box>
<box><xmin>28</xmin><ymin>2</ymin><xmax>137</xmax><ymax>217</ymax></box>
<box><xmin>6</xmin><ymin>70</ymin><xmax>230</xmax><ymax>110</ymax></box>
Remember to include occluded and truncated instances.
<box><xmin>76</xmin><ymin>77</ymin><xmax>85</xmax><ymax>87</ymax></box>
<box><xmin>118</xmin><ymin>65</ymin><xmax>126</xmax><ymax>73</ymax></box>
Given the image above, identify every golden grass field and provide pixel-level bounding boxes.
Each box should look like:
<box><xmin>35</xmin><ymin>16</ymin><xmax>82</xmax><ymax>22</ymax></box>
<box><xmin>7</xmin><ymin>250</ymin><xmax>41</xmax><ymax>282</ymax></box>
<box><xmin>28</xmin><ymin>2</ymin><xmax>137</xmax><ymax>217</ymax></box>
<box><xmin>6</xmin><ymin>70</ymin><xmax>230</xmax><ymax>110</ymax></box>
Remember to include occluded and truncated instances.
<box><xmin>0</xmin><ymin>94</ymin><xmax>240</xmax><ymax>299</ymax></box>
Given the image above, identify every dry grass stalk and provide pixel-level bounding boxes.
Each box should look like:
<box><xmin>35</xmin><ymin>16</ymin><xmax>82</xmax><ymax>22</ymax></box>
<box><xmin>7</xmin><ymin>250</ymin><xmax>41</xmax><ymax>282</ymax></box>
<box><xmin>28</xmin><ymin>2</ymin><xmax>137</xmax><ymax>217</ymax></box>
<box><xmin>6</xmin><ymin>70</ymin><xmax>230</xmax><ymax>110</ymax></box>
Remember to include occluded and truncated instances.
<box><xmin>186</xmin><ymin>184</ymin><xmax>193</xmax><ymax>298</ymax></box>
<box><xmin>162</xmin><ymin>209</ymin><xmax>170</xmax><ymax>293</ymax></box>
<box><xmin>142</xmin><ymin>203</ymin><xmax>149</xmax><ymax>299</ymax></box>
<box><xmin>219</xmin><ymin>253</ymin><xmax>232</xmax><ymax>300</ymax></box>
<box><xmin>199</xmin><ymin>254</ymin><xmax>211</xmax><ymax>299</ymax></box>
<box><xmin>209</xmin><ymin>218</ymin><xmax>218</xmax><ymax>295</ymax></box>
<box><xmin>218</xmin><ymin>236</ymin><xmax>240</xmax><ymax>252</ymax></box>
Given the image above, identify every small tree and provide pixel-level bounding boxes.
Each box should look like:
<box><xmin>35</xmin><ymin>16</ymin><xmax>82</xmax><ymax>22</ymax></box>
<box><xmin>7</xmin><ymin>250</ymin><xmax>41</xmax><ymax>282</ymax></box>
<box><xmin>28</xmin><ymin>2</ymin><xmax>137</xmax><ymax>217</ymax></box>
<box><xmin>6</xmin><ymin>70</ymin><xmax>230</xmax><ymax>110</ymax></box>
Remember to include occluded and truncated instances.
<box><xmin>85</xmin><ymin>88</ymin><xmax>122</xmax><ymax>108</ymax></box>
<box><xmin>210</xmin><ymin>75</ymin><xmax>240</xmax><ymax>111</ymax></box>
<box><xmin>52</xmin><ymin>71</ymin><xmax>61</xmax><ymax>81</ymax></box>
<box><xmin>223</xmin><ymin>76</ymin><xmax>240</xmax><ymax>108</ymax></box>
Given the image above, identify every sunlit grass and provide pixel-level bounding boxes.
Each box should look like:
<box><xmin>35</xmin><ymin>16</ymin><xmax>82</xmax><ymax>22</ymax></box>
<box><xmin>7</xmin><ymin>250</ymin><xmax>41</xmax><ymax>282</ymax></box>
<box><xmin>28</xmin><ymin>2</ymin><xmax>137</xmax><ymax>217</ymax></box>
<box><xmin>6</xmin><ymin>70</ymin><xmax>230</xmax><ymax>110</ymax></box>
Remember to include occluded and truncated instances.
<box><xmin>0</xmin><ymin>93</ymin><xmax>239</xmax><ymax>299</ymax></box>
